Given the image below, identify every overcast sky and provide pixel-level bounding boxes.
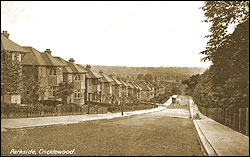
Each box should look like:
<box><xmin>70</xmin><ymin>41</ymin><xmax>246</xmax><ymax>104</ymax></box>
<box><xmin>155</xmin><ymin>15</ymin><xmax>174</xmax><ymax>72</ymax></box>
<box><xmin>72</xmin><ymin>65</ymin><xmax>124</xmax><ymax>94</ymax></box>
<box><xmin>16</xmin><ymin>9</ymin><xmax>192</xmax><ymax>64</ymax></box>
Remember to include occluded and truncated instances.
<box><xmin>1</xmin><ymin>1</ymin><xmax>212</xmax><ymax>67</ymax></box>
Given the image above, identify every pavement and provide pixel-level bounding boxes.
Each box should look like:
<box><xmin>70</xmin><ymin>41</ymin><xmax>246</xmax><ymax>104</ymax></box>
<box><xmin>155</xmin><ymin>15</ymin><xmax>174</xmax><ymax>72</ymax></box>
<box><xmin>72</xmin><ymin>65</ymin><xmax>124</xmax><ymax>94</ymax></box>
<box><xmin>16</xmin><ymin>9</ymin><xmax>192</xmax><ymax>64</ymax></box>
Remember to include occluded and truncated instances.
<box><xmin>3</xmin><ymin>95</ymin><xmax>249</xmax><ymax>156</ymax></box>
<box><xmin>1</xmin><ymin>105</ymin><xmax>167</xmax><ymax>132</ymax></box>
<box><xmin>190</xmin><ymin>99</ymin><xmax>249</xmax><ymax>156</ymax></box>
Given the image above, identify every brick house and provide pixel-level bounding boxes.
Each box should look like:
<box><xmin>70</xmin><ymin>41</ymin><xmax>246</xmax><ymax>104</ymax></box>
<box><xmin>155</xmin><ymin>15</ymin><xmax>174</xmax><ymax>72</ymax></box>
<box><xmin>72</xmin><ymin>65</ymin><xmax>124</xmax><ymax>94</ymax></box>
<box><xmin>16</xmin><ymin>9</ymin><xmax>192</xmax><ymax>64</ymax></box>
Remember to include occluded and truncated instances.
<box><xmin>145</xmin><ymin>82</ymin><xmax>155</xmax><ymax>100</ymax></box>
<box><xmin>55</xmin><ymin>57</ymin><xmax>87</xmax><ymax>105</ymax></box>
<box><xmin>21</xmin><ymin>47</ymin><xmax>66</xmax><ymax>101</ymax></box>
<box><xmin>127</xmin><ymin>82</ymin><xmax>135</xmax><ymax>98</ymax></box>
<box><xmin>118</xmin><ymin>79</ymin><xmax>129</xmax><ymax>103</ymax></box>
<box><xmin>1</xmin><ymin>31</ymin><xmax>30</xmax><ymax>104</ymax></box>
<box><xmin>98</xmin><ymin>70</ymin><xmax>114</xmax><ymax>104</ymax></box>
<box><xmin>78</xmin><ymin>64</ymin><xmax>102</xmax><ymax>103</ymax></box>
<box><xmin>136</xmin><ymin>82</ymin><xmax>152</xmax><ymax>101</ymax></box>
<box><xmin>130</xmin><ymin>82</ymin><xmax>142</xmax><ymax>100</ymax></box>
<box><xmin>111</xmin><ymin>77</ymin><xmax>122</xmax><ymax>105</ymax></box>
<box><xmin>150</xmin><ymin>81</ymin><xmax>161</xmax><ymax>98</ymax></box>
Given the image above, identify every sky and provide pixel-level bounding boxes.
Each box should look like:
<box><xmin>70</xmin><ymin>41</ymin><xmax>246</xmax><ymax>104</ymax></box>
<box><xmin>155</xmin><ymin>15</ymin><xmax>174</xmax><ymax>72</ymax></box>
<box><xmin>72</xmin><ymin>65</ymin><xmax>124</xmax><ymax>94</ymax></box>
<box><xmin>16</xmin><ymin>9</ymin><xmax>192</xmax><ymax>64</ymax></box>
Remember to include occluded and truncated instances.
<box><xmin>1</xmin><ymin>1</ymin><xmax>212</xmax><ymax>68</ymax></box>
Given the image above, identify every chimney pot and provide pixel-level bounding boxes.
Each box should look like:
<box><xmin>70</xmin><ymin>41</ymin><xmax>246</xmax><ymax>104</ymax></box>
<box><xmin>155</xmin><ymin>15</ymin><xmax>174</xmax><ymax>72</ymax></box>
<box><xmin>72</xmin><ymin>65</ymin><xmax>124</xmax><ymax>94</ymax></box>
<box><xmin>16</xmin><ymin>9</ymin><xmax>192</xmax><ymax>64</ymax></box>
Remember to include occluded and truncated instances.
<box><xmin>2</xmin><ymin>31</ymin><xmax>9</xmax><ymax>38</ymax></box>
<box><xmin>45</xmin><ymin>49</ymin><xmax>52</xmax><ymax>55</ymax></box>
<box><xmin>69</xmin><ymin>58</ymin><xmax>75</xmax><ymax>62</ymax></box>
<box><xmin>86</xmin><ymin>64</ymin><xmax>91</xmax><ymax>69</ymax></box>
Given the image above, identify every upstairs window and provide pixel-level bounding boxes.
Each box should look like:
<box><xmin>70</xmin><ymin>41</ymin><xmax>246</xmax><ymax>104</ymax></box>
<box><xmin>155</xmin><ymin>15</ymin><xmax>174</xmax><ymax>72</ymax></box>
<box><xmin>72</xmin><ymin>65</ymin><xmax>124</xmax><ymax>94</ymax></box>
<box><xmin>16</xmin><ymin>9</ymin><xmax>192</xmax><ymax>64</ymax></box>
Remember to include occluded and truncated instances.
<box><xmin>12</xmin><ymin>53</ymin><xmax>21</xmax><ymax>62</ymax></box>
<box><xmin>68</xmin><ymin>74</ymin><xmax>73</xmax><ymax>82</ymax></box>
<box><xmin>74</xmin><ymin>90</ymin><xmax>80</xmax><ymax>99</ymax></box>
<box><xmin>49</xmin><ymin>67</ymin><xmax>57</xmax><ymax>75</ymax></box>
<box><xmin>74</xmin><ymin>74</ymin><xmax>81</xmax><ymax>81</ymax></box>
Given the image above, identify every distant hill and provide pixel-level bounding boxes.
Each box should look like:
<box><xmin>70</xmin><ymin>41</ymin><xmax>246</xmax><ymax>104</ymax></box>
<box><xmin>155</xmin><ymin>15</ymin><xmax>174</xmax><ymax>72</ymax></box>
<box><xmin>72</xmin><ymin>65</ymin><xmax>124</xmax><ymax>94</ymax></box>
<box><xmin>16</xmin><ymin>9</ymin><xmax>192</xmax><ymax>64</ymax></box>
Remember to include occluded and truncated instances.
<box><xmin>81</xmin><ymin>65</ymin><xmax>207</xmax><ymax>80</ymax></box>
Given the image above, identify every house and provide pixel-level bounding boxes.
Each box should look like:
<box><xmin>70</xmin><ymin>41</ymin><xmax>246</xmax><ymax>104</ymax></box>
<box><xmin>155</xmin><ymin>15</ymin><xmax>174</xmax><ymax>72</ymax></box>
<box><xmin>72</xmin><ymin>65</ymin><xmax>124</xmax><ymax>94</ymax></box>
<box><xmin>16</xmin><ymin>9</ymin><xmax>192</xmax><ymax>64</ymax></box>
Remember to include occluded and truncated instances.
<box><xmin>1</xmin><ymin>31</ymin><xmax>30</xmax><ymax>105</ymax></box>
<box><xmin>150</xmin><ymin>81</ymin><xmax>160</xmax><ymax>98</ymax></box>
<box><xmin>78</xmin><ymin>64</ymin><xmax>103</xmax><ymax>103</ymax></box>
<box><xmin>126</xmin><ymin>82</ymin><xmax>135</xmax><ymax>98</ymax></box>
<box><xmin>55</xmin><ymin>57</ymin><xmax>87</xmax><ymax>105</ymax></box>
<box><xmin>110</xmin><ymin>77</ymin><xmax>122</xmax><ymax>105</ymax></box>
<box><xmin>21</xmin><ymin>47</ymin><xmax>66</xmax><ymax>102</ymax></box>
<box><xmin>145</xmin><ymin>82</ymin><xmax>155</xmax><ymax>100</ymax></box>
<box><xmin>131</xmin><ymin>82</ymin><xmax>142</xmax><ymax>100</ymax></box>
<box><xmin>150</xmin><ymin>81</ymin><xmax>165</xmax><ymax>98</ymax></box>
<box><xmin>98</xmin><ymin>70</ymin><xmax>114</xmax><ymax>104</ymax></box>
<box><xmin>118</xmin><ymin>79</ymin><xmax>129</xmax><ymax>103</ymax></box>
<box><xmin>157</xmin><ymin>82</ymin><xmax>165</xmax><ymax>95</ymax></box>
<box><xmin>136</xmin><ymin>82</ymin><xmax>152</xmax><ymax>101</ymax></box>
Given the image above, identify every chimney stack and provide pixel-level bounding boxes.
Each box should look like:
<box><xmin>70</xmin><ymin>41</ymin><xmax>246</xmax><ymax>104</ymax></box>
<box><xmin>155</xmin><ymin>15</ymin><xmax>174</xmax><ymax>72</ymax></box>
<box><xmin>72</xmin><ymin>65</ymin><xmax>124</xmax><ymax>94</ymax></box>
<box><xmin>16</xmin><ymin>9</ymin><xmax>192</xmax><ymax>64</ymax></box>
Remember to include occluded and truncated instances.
<box><xmin>2</xmin><ymin>31</ymin><xmax>9</xmax><ymax>38</ymax></box>
<box><xmin>69</xmin><ymin>58</ymin><xmax>75</xmax><ymax>63</ymax></box>
<box><xmin>44</xmin><ymin>49</ymin><xmax>52</xmax><ymax>55</ymax></box>
<box><xmin>86</xmin><ymin>64</ymin><xmax>91</xmax><ymax>69</ymax></box>
<box><xmin>99</xmin><ymin>70</ymin><xmax>103</xmax><ymax>74</ymax></box>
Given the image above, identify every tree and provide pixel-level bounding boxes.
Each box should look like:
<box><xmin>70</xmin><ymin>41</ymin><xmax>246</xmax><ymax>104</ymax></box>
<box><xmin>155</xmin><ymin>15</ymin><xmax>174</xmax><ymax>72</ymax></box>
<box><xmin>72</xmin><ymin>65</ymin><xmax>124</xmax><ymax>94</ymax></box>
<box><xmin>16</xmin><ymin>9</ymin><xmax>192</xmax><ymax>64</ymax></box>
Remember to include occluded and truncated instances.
<box><xmin>136</xmin><ymin>74</ymin><xmax>144</xmax><ymax>80</ymax></box>
<box><xmin>21</xmin><ymin>75</ymin><xmax>40</xmax><ymax>105</ymax></box>
<box><xmin>1</xmin><ymin>52</ymin><xmax>23</xmax><ymax>96</ymax></box>
<box><xmin>143</xmin><ymin>74</ymin><xmax>153</xmax><ymax>82</ymax></box>
<box><xmin>192</xmin><ymin>2</ymin><xmax>249</xmax><ymax>108</ymax></box>
<box><xmin>57</xmin><ymin>81</ymin><xmax>74</xmax><ymax>105</ymax></box>
<box><xmin>1</xmin><ymin>52</ymin><xmax>23</xmax><ymax>106</ymax></box>
<box><xmin>182</xmin><ymin>74</ymin><xmax>201</xmax><ymax>96</ymax></box>
<box><xmin>200</xmin><ymin>1</ymin><xmax>249</xmax><ymax>62</ymax></box>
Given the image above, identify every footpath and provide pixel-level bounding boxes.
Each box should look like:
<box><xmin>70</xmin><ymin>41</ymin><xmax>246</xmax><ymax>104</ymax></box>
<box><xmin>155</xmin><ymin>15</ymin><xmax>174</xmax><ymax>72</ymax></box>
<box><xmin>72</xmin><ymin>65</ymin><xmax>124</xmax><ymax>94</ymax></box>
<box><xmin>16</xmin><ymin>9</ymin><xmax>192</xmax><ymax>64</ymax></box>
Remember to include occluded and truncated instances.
<box><xmin>190</xmin><ymin>99</ymin><xmax>249</xmax><ymax>156</ymax></box>
<box><xmin>1</xmin><ymin>106</ymin><xmax>166</xmax><ymax>132</ymax></box>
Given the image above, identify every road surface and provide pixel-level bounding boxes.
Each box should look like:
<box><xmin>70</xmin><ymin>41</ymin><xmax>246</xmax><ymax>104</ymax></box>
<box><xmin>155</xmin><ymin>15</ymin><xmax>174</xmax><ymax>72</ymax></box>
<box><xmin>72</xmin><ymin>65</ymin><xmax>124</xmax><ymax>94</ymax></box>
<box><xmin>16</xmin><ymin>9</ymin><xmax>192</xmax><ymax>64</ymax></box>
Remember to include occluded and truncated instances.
<box><xmin>1</xmin><ymin>107</ymin><xmax>204</xmax><ymax>156</ymax></box>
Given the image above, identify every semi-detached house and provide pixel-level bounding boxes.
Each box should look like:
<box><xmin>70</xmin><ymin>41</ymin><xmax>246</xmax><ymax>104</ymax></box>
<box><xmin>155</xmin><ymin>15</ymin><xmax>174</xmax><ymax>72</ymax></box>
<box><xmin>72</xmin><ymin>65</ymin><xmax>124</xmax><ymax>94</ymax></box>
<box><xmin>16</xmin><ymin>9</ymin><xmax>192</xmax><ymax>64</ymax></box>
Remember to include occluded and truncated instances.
<box><xmin>98</xmin><ymin>70</ymin><xmax>114</xmax><ymax>104</ymax></box>
<box><xmin>21</xmin><ymin>48</ymin><xmax>66</xmax><ymax>101</ymax></box>
<box><xmin>1</xmin><ymin>31</ymin><xmax>30</xmax><ymax>104</ymax></box>
<box><xmin>55</xmin><ymin>57</ymin><xmax>87</xmax><ymax>105</ymax></box>
<box><xmin>78</xmin><ymin>64</ymin><xmax>103</xmax><ymax>103</ymax></box>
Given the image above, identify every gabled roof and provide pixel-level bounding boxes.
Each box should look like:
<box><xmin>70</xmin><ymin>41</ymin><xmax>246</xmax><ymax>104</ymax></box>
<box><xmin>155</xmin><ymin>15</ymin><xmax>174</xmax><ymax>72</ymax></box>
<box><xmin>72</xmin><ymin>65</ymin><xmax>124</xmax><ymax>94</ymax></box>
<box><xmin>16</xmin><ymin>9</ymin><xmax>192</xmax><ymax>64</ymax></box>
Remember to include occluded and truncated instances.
<box><xmin>78</xmin><ymin>64</ymin><xmax>102</xmax><ymax>79</ymax></box>
<box><xmin>1</xmin><ymin>35</ymin><xmax>29</xmax><ymax>53</ymax></box>
<box><xmin>112</xmin><ymin>77</ymin><xmax>122</xmax><ymax>85</ymax></box>
<box><xmin>55</xmin><ymin>57</ymin><xmax>87</xmax><ymax>74</ymax></box>
<box><xmin>134</xmin><ymin>83</ymin><xmax>142</xmax><ymax>91</ymax></box>
<box><xmin>130</xmin><ymin>82</ymin><xmax>140</xmax><ymax>90</ymax></box>
<box><xmin>127</xmin><ymin>82</ymin><xmax>134</xmax><ymax>89</ymax></box>
<box><xmin>136</xmin><ymin>82</ymin><xmax>151</xmax><ymax>91</ymax></box>
<box><xmin>146</xmin><ymin>82</ymin><xmax>154</xmax><ymax>89</ymax></box>
<box><xmin>119</xmin><ymin>79</ymin><xmax>129</xmax><ymax>87</ymax></box>
<box><xmin>100</xmin><ymin>73</ymin><xmax>114</xmax><ymax>83</ymax></box>
<box><xmin>21</xmin><ymin>47</ymin><xmax>66</xmax><ymax>67</ymax></box>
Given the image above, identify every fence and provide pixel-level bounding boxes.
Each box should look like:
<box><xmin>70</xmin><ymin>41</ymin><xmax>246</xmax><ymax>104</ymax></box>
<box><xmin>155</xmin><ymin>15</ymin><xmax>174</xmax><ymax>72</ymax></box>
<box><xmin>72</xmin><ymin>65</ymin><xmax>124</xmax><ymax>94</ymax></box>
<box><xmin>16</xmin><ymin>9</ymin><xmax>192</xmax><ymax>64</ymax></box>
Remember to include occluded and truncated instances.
<box><xmin>198</xmin><ymin>106</ymin><xmax>249</xmax><ymax>136</ymax></box>
<box><xmin>1</xmin><ymin>103</ymin><xmax>156</xmax><ymax>119</ymax></box>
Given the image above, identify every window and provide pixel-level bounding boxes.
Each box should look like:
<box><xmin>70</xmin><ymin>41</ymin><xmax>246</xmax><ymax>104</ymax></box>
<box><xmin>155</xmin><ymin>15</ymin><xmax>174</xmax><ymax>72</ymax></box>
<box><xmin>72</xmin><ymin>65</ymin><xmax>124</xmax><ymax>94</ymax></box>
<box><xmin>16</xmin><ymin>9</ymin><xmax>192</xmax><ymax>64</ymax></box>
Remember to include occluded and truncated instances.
<box><xmin>82</xmin><ymin>74</ymin><xmax>85</xmax><ymax>80</ymax></box>
<box><xmin>50</xmin><ymin>86</ymin><xmax>57</xmax><ymax>97</ymax></box>
<box><xmin>57</xmin><ymin>75</ymin><xmax>63</xmax><ymax>84</ymax></box>
<box><xmin>92</xmin><ymin>79</ymin><xmax>99</xmax><ymax>85</ymax></box>
<box><xmin>81</xmin><ymin>81</ymin><xmax>85</xmax><ymax>89</ymax></box>
<box><xmin>49</xmin><ymin>67</ymin><xmax>57</xmax><ymax>75</ymax></box>
<box><xmin>68</xmin><ymin>74</ymin><xmax>72</xmax><ymax>82</ymax></box>
<box><xmin>81</xmin><ymin>98</ymin><xmax>84</xmax><ymax>105</ymax></box>
<box><xmin>12</xmin><ymin>53</ymin><xmax>21</xmax><ymax>62</ymax></box>
<box><xmin>74</xmin><ymin>90</ymin><xmax>80</xmax><ymax>99</ymax></box>
<box><xmin>74</xmin><ymin>74</ymin><xmax>81</xmax><ymax>81</ymax></box>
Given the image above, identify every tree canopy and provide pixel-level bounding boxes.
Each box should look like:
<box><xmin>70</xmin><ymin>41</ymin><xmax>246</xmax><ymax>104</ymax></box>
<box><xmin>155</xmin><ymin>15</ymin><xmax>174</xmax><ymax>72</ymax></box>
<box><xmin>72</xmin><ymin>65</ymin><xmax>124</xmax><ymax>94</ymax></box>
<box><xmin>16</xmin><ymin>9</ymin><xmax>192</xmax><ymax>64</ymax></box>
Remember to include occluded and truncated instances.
<box><xmin>183</xmin><ymin>1</ymin><xmax>249</xmax><ymax>108</ymax></box>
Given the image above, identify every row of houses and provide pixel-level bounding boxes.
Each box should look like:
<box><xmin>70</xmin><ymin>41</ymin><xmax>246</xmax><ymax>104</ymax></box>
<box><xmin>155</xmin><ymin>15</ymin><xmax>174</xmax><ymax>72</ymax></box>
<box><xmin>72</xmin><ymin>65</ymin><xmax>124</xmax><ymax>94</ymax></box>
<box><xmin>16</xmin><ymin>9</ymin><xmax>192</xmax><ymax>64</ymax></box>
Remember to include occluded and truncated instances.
<box><xmin>1</xmin><ymin>31</ymin><xmax>166</xmax><ymax>106</ymax></box>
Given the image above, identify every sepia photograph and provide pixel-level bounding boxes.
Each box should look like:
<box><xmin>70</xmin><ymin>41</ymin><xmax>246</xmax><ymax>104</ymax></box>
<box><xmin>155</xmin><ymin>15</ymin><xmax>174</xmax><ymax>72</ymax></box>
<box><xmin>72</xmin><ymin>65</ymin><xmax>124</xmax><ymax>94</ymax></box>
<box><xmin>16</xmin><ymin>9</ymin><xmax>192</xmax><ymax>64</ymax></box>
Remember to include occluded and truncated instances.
<box><xmin>1</xmin><ymin>1</ymin><xmax>249</xmax><ymax>156</ymax></box>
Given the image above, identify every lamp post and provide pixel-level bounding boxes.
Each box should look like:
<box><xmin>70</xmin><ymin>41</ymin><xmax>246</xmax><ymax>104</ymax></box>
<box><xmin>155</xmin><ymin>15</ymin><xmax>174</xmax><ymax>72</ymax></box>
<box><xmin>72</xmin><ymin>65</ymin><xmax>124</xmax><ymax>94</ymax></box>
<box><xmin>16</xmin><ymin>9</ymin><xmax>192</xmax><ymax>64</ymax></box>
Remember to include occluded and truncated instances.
<box><xmin>121</xmin><ymin>97</ymin><xmax>124</xmax><ymax>116</ymax></box>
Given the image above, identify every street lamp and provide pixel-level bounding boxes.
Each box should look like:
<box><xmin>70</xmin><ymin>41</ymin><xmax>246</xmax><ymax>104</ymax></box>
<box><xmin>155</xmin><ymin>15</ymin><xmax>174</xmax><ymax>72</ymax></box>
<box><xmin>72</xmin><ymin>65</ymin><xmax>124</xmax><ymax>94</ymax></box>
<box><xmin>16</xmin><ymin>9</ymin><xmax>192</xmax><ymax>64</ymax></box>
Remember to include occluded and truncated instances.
<box><xmin>121</xmin><ymin>97</ymin><xmax>124</xmax><ymax>116</ymax></box>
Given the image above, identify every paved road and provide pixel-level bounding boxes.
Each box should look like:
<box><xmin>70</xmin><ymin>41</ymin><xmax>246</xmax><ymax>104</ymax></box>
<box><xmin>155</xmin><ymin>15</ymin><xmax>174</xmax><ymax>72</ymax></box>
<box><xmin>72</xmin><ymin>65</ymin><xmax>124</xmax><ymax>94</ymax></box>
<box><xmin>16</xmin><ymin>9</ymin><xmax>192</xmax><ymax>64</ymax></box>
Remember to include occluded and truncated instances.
<box><xmin>1</xmin><ymin>107</ymin><xmax>204</xmax><ymax>156</ymax></box>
